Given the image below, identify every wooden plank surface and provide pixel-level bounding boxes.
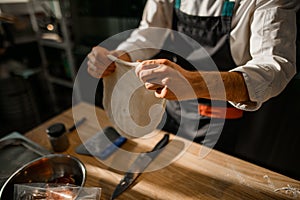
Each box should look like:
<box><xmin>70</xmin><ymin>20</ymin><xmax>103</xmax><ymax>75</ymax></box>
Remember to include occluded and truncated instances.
<box><xmin>25</xmin><ymin>102</ymin><xmax>300</xmax><ymax>200</ymax></box>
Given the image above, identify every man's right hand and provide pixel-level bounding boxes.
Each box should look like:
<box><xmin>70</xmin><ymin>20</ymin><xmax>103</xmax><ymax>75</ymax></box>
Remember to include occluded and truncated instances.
<box><xmin>87</xmin><ymin>46</ymin><xmax>131</xmax><ymax>78</ymax></box>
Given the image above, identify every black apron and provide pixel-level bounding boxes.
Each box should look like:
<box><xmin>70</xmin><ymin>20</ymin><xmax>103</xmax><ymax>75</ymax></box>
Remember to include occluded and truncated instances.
<box><xmin>155</xmin><ymin>1</ymin><xmax>300</xmax><ymax>179</ymax></box>
<box><xmin>156</xmin><ymin>0</ymin><xmax>241</xmax><ymax>154</ymax></box>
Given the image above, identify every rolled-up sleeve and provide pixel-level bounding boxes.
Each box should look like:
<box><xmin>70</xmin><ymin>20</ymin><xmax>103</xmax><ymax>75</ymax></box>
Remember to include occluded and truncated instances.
<box><xmin>230</xmin><ymin>0</ymin><xmax>299</xmax><ymax>111</ymax></box>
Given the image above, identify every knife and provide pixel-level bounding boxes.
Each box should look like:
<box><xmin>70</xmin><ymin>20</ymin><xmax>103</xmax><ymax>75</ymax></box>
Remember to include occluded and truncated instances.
<box><xmin>110</xmin><ymin>134</ymin><xmax>170</xmax><ymax>200</ymax></box>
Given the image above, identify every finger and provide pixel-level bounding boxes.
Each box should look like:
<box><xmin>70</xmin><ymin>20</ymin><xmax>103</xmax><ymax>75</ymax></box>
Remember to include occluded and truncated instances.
<box><xmin>136</xmin><ymin>63</ymin><xmax>163</xmax><ymax>78</ymax></box>
<box><xmin>88</xmin><ymin>52</ymin><xmax>115</xmax><ymax>72</ymax></box>
<box><xmin>144</xmin><ymin>82</ymin><xmax>164</xmax><ymax>90</ymax></box>
<box><xmin>87</xmin><ymin>61</ymin><xmax>97</xmax><ymax>72</ymax></box>
<box><xmin>88</xmin><ymin>52</ymin><xmax>102</xmax><ymax>68</ymax></box>
<box><xmin>135</xmin><ymin>63</ymin><xmax>158</xmax><ymax>77</ymax></box>
<box><xmin>140</xmin><ymin>72</ymin><xmax>162</xmax><ymax>85</ymax></box>
<box><xmin>91</xmin><ymin>47</ymin><xmax>112</xmax><ymax>66</ymax></box>
<box><xmin>146</xmin><ymin>59</ymin><xmax>182</xmax><ymax>71</ymax></box>
<box><xmin>155</xmin><ymin>86</ymin><xmax>168</xmax><ymax>98</ymax></box>
<box><xmin>138</xmin><ymin>66</ymin><xmax>167</xmax><ymax>84</ymax></box>
<box><xmin>87</xmin><ymin>66</ymin><xmax>101</xmax><ymax>78</ymax></box>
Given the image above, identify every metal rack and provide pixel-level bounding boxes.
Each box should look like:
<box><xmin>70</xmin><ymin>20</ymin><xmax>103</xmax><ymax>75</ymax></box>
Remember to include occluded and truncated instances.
<box><xmin>32</xmin><ymin>0</ymin><xmax>81</xmax><ymax>104</ymax></box>
<box><xmin>0</xmin><ymin>0</ymin><xmax>81</xmax><ymax>111</ymax></box>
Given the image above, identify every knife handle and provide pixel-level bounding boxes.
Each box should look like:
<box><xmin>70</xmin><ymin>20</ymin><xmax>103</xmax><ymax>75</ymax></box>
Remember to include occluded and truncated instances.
<box><xmin>151</xmin><ymin>134</ymin><xmax>169</xmax><ymax>152</ymax></box>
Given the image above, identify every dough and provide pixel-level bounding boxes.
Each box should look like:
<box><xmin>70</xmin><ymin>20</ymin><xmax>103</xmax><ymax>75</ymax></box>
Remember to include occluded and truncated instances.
<box><xmin>102</xmin><ymin>62</ymin><xmax>166</xmax><ymax>138</ymax></box>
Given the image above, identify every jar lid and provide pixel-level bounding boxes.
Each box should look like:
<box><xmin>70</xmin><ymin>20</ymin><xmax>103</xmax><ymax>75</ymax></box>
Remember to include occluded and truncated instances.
<box><xmin>46</xmin><ymin>123</ymin><xmax>66</xmax><ymax>137</ymax></box>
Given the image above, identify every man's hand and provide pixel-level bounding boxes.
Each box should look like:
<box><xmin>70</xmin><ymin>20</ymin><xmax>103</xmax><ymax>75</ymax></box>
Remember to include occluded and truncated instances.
<box><xmin>135</xmin><ymin>59</ymin><xmax>251</xmax><ymax>102</ymax></box>
<box><xmin>87</xmin><ymin>46</ymin><xmax>131</xmax><ymax>78</ymax></box>
<box><xmin>135</xmin><ymin>59</ymin><xmax>200</xmax><ymax>100</ymax></box>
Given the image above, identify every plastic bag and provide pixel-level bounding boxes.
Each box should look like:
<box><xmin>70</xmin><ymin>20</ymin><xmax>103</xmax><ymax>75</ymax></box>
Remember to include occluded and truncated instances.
<box><xmin>14</xmin><ymin>183</ymin><xmax>101</xmax><ymax>200</ymax></box>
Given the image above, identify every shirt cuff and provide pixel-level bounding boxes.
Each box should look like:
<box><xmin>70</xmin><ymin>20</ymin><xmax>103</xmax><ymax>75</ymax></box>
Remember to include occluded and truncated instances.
<box><xmin>228</xmin><ymin>101</ymin><xmax>261</xmax><ymax>111</ymax></box>
<box><xmin>229</xmin><ymin>67</ymin><xmax>268</xmax><ymax>111</ymax></box>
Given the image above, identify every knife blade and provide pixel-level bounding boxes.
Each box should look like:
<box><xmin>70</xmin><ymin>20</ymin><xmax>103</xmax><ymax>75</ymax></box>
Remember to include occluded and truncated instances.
<box><xmin>110</xmin><ymin>134</ymin><xmax>169</xmax><ymax>200</ymax></box>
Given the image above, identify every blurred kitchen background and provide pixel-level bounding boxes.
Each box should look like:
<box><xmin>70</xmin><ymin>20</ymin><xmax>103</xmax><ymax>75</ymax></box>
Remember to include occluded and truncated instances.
<box><xmin>0</xmin><ymin>0</ymin><xmax>147</xmax><ymax>137</ymax></box>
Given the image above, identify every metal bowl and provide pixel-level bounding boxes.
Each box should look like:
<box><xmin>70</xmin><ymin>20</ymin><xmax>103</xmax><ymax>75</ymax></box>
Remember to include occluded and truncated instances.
<box><xmin>0</xmin><ymin>154</ymin><xmax>86</xmax><ymax>200</ymax></box>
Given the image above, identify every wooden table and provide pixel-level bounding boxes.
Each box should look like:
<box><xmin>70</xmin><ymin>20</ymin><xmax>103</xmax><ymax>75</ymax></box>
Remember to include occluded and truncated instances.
<box><xmin>25</xmin><ymin>102</ymin><xmax>300</xmax><ymax>200</ymax></box>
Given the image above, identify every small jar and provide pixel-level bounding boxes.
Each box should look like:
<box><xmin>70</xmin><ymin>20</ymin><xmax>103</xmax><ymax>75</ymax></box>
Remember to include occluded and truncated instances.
<box><xmin>46</xmin><ymin>123</ymin><xmax>69</xmax><ymax>152</ymax></box>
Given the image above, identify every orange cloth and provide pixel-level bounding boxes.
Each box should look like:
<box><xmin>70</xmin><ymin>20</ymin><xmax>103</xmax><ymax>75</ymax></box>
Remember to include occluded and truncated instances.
<box><xmin>198</xmin><ymin>104</ymin><xmax>243</xmax><ymax>119</ymax></box>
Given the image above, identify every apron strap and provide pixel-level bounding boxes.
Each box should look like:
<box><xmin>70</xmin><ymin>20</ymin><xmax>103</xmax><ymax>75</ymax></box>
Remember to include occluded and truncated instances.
<box><xmin>221</xmin><ymin>0</ymin><xmax>235</xmax><ymax>17</ymax></box>
<box><xmin>174</xmin><ymin>0</ymin><xmax>181</xmax><ymax>10</ymax></box>
<box><xmin>174</xmin><ymin>0</ymin><xmax>239</xmax><ymax>14</ymax></box>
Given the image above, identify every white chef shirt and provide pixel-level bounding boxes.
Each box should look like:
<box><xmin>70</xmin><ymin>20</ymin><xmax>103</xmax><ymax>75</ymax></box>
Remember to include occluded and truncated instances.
<box><xmin>116</xmin><ymin>0</ymin><xmax>299</xmax><ymax>111</ymax></box>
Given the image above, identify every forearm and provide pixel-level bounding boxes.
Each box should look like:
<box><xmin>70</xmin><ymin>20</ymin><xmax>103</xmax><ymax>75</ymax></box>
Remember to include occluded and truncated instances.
<box><xmin>136</xmin><ymin>59</ymin><xmax>251</xmax><ymax>103</ymax></box>
<box><xmin>185</xmin><ymin>70</ymin><xmax>251</xmax><ymax>102</ymax></box>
